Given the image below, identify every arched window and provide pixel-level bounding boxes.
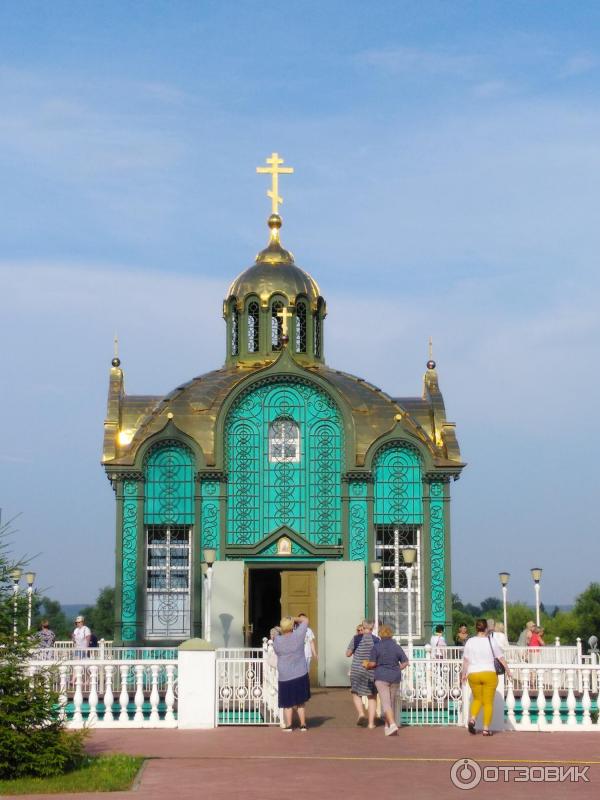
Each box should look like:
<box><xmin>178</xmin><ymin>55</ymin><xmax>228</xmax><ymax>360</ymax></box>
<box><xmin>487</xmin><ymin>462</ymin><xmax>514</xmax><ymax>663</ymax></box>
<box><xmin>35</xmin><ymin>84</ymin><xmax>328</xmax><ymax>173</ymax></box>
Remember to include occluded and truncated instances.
<box><xmin>269</xmin><ymin>417</ymin><xmax>300</xmax><ymax>463</ymax></box>
<box><xmin>295</xmin><ymin>301</ymin><xmax>307</xmax><ymax>353</ymax></box>
<box><xmin>373</xmin><ymin>444</ymin><xmax>423</xmax><ymax>641</ymax></box>
<box><xmin>271</xmin><ymin>301</ymin><xmax>283</xmax><ymax>351</ymax></box>
<box><xmin>247</xmin><ymin>301</ymin><xmax>260</xmax><ymax>353</ymax></box>
<box><xmin>313</xmin><ymin>305</ymin><xmax>322</xmax><ymax>358</ymax></box>
<box><xmin>144</xmin><ymin>442</ymin><xmax>195</xmax><ymax>640</ymax></box>
<box><xmin>231</xmin><ymin>305</ymin><xmax>239</xmax><ymax>356</ymax></box>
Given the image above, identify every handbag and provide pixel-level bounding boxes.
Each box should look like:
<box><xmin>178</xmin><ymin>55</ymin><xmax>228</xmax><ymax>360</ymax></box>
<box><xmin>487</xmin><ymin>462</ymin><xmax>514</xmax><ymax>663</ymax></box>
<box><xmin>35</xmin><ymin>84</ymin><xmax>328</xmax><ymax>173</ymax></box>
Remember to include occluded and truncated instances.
<box><xmin>488</xmin><ymin>635</ymin><xmax>505</xmax><ymax>675</ymax></box>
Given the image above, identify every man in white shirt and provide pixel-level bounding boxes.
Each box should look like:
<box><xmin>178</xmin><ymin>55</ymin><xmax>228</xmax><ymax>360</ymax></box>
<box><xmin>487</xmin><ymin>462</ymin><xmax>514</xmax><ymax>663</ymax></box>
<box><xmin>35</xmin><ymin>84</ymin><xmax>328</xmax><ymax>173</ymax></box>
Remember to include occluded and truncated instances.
<box><xmin>298</xmin><ymin>613</ymin><xmax>317</xmax><ymax>671</ymax></box>
<box><xmin>430</xmin><ymin>624</ymin><xmax>447</xmax><ymax>659</ymax></box>
<box><xmin>72</xmin><ymin>615</ymin><xmax>91</xmax><ymax>657</ymax></box>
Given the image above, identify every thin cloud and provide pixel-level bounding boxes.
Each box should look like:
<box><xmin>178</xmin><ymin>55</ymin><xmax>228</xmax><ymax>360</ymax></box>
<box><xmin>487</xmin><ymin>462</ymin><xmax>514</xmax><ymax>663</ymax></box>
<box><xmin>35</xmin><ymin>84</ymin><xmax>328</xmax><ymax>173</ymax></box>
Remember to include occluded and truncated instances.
<box><xmin>560</xmin><ymin>53</ymin><xmax>598</xmax><ymax>78</ymax></box>
<box><xmin>358</xmin><ymin>46</ymin><xmax>478</xmax><ymax>78</ymax></box>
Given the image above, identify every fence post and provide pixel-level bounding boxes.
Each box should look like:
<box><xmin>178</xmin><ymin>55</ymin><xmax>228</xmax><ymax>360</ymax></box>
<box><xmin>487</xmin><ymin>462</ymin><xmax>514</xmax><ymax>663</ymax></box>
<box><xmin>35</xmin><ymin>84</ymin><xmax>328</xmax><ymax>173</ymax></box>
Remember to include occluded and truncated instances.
<box><xmin>177</xmin><ymin>638</ymin><xmax>217</xmax><ymax>729</ymax></box>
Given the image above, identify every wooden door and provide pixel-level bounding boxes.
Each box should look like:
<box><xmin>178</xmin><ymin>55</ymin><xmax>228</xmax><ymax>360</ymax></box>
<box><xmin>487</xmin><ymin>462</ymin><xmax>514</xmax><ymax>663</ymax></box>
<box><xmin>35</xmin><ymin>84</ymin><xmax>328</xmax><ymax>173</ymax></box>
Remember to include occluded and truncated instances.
<box><xmin>281</xmin><ymin>570</ymin><xmax>318</xmax><ymax>685</ymax></box>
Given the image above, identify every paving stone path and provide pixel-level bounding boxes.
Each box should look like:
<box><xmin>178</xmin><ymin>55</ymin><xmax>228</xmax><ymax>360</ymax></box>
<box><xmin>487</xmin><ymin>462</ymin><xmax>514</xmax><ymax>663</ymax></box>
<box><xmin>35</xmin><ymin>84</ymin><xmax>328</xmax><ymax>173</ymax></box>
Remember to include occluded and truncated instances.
<box><xmin>6</xmin><ymin>690</ymin><xmax>599</xmax><ymax>799</ymax></box>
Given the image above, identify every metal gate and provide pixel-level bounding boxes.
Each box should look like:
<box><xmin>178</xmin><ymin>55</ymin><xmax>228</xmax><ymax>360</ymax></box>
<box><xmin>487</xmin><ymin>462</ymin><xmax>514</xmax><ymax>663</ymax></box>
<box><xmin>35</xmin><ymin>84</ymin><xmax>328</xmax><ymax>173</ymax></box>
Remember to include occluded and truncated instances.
<box><xmin>397</xmin><ymin>658</ymin><xmax>464</xmax><ymax>725</ymax></box>
<box><xmin>216</xmin><ymin>646</ymin><xmax>281</xmax><ymax>725</ymax></box>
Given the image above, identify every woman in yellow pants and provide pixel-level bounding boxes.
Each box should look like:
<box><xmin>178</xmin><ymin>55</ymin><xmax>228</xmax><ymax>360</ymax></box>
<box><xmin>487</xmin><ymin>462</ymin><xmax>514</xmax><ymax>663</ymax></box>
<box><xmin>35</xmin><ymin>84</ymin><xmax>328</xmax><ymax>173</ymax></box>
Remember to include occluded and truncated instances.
<box><xmin>461</xmin><ymin>619</ymin><xmax>511</xmax><ymax>736</ymax></box>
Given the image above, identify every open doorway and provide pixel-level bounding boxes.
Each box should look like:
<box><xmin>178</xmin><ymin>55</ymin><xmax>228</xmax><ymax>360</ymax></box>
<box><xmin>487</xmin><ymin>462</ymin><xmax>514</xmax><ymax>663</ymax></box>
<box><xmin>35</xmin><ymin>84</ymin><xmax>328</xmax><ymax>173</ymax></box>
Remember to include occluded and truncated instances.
<box><xmin>248</xmin><ymin>568</ymin><xmax>281</xmax><ymax>647</ymax></box>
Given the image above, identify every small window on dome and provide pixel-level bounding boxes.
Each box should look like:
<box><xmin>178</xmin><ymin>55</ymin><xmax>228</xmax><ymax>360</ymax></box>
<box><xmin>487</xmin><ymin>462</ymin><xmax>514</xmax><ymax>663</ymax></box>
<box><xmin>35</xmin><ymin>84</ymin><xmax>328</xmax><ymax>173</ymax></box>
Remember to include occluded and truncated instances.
<box><xmin>271</xmin><ymin>301</ymin><xmax>283</xmax><ymax>351</ymax></box>
<box><xmin>269</xmin><ymin>418</ymin><xmax>300</xmax><ymax>463</ymax></box>
<box><xmin>231</xmin><ymin>306</ymin><xmax>239</xmax><ymax>356</ymax></box>
<box><xmin>314</xmin><ymin>309</ymin><xmax>322</xmax><ymax>358</ymax></box>
<box><xmin>295</xmin><ymin>302</ymin><xmax>307</xmax><ymax>353</ymax></box>
<box><xmin>247</xmin><ymin>301</ymin><xmax>260</xmax><ymax>353</ymax></box>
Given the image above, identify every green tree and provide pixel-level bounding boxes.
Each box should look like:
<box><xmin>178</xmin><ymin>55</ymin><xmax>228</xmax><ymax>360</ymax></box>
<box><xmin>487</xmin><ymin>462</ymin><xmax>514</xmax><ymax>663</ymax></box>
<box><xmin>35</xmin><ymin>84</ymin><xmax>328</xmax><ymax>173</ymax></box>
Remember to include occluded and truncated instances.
<box><xmin>0</xmin><ymin>516</ymin><xmax>86</xmax><ymax>778</ymax></box>
<box><xmin>480</xmin><ymin>597</ymin><xmax>502</xmax><ymax>614</ymax></box>
<box><xmin>80</xmin><ymin>586</ymin><xmax>115</xmax><ymax>640</ymax></box>
<box><xmin>572</xmin><ymin>583</ymin><xmax>600</xmax><ymax>642</ymax></box>
<box><xmin>30</xmin><ymin>595</ymin><xmax>71</xmax><ymax>640</ymax></box>
<box><xmin>503</xmin><ymin>602</ymin><xmax>536</xmax><ymax>644</ymax></box>
<box><xmin>543</xmin><ymin>611</ymin><xmax>578</xmax><ymax>645</ymax></box>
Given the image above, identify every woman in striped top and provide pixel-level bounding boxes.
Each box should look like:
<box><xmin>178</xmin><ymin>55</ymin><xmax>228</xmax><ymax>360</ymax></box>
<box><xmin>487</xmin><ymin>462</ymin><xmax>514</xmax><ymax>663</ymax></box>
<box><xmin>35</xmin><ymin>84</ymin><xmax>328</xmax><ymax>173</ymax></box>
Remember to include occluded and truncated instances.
<box><xmin>346</xmin><ymin>620</ymin><xmax>379</xmax><ymax>728</ymax></box>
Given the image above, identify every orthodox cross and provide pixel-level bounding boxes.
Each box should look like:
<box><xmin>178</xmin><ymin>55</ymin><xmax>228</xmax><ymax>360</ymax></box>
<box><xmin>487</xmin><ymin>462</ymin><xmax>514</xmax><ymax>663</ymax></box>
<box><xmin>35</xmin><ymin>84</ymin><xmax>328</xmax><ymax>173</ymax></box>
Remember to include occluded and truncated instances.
<box><xmin>256</xmin><ymin>152</ymin><xmax>294</xmax><ymax>215</ymax></box>
<box><xmin>276</xmin><ymin>306</ymin><xmax>294</xmax><ymax>339</ymax></box>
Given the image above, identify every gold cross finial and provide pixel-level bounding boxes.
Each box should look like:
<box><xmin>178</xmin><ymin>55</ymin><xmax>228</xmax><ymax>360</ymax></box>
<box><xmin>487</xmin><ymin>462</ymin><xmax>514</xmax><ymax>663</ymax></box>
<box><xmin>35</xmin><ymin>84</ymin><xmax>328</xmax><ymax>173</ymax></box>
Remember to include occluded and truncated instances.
<box><xmin>114</xmin><ymin>332</ymin><xmax>119</xmax><ymax>360</ymax></box>
<box><xmin>276</xmin><ymin>305</ymin><xmax>294</xmax><ymax>339</ymax></box>
<box><xmin>428</xmin><ymin>337</ymin><xmax>433</xmax><ymax>360</ymax></box>
<box><xmin>256</xmin><ymin>152</ymin><xmax>294</xmax><ymax>215</ymax></box>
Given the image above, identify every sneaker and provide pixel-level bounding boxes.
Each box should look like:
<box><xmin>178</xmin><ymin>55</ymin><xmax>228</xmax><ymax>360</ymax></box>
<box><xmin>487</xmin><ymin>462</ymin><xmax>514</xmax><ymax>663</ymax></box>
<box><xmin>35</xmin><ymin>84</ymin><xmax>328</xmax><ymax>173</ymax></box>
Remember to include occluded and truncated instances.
<box><xmin>385</xmin><ymin>723</ymin><xmax>399</xmax><ymax>736</ymax></box>
<box><xmin>299</xmin><ymin>726</ymin><xmax>307</xmax><ymax>732</ymax></box>
<box><xmin>282</xmin><ymin>726</ymin><xmax>293</xmax><ymax>732</ymax></box>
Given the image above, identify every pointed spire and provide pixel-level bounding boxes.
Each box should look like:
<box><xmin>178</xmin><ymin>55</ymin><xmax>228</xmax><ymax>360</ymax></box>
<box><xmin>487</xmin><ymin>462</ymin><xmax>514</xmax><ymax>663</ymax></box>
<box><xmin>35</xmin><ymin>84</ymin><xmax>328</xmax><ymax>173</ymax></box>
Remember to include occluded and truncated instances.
<box><xmin>427</xmin><ymin>336</ymin><xmax>436</xmax><ymax>371</ymax></box>
<box><xmin>111</xmin><ymin>333</ymin><xmax>121</xmax><ymax>367</ymax></box>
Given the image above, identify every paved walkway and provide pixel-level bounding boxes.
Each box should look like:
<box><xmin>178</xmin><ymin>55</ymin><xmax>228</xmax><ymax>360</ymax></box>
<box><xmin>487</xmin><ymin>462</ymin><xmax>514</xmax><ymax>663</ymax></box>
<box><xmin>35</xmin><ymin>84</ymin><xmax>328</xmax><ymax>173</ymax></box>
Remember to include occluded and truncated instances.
<box><xmin>6</xmin><ymin>691</ymin><xmax>600</xmax><ymax>799</ymax></box>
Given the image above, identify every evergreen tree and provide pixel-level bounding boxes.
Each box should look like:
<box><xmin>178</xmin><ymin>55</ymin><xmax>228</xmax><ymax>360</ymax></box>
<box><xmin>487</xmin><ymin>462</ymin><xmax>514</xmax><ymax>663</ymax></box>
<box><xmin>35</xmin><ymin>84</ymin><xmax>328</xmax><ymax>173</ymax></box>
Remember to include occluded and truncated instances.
<box><xmin>0</xmin><ymin>517</ymin><xmax>86</xmax><ymax>778</ymax></box>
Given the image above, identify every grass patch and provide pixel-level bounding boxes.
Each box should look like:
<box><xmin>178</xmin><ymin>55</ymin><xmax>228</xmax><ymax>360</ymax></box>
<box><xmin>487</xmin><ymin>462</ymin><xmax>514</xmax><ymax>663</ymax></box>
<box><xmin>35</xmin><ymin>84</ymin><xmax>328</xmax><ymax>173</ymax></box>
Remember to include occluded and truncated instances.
<box><xmin>0</xmin><ymin>754</ymin><xmax>144</xmax><ymax>795</ymax></box>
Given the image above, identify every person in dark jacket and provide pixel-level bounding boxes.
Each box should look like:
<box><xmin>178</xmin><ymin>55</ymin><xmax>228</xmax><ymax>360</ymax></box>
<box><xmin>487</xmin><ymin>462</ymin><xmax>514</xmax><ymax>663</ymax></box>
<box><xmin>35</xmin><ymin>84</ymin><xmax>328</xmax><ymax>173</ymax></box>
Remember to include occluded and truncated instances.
<box><xmin>365</xmin><ymin>624</ymin><xmax>409</xmax><ymax>736</ymax></box>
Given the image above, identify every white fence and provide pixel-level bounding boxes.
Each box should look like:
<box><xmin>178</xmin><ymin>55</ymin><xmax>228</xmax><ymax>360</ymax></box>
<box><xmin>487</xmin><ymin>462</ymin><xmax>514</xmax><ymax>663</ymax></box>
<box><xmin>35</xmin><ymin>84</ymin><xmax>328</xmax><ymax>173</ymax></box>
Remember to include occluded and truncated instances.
<box><xmin>216</xmin><ymin>643</ymin><xmax>280</xmax><ymax>725</ymax></box>
<box><xmin>27</xmin><ymin>657</ymin><xmax>178</xmax><ymax>728</ymax></box>
<box><xmin>23</xmin><ymin>642</ymin><xmax>600</xmax><ymax>731</ymax></box>
<box><xmin>398</xmin><ymin>658</ymin><xmax>464</xmax><ymax>725</ymax></box>
<box><xmin>506</xmin><ymin>664</ymin><xmax>600</xmax><ymax>731</ymax></box>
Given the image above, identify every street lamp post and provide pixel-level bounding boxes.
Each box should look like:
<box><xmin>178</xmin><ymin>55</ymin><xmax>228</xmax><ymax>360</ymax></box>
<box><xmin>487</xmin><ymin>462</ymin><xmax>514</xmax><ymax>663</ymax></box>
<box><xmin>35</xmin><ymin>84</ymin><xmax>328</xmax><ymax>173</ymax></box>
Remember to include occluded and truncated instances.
<box><xmin>201</xmin><ymin>562</ymin><xmax>208</xmax><ymax>639</ymax></box>
<box><xmin>10</xmin><ymin>568</ymin><xmax>22</xmax><ymax>642</ymax></box>
<box><xmin>531</xmin><ymin>568</ymin><xmax>543</xmax><ymax>626</ymax></box>
<box><xmin>370</xmin><ymin>561</ymin><xmax>382</xmax><ymax>636</ymax></box>
<box><xmin>25</xmin><ymin>572</ymin><xmax>36</xmax><ymax>632</ymax></box>
<box><xmin>403</xmin><ymin>547</ymin><xmax>417</xmax><ymax>660</ymax></box>
<box><xmin>499</xmin><ymin>572</ymin><xmax>510</xmax><ymax>636</ymax></box>
<box><xmin>203</xmin><ymin>549</ymin><xmax>217</xmax><ymax>643</ymax></box>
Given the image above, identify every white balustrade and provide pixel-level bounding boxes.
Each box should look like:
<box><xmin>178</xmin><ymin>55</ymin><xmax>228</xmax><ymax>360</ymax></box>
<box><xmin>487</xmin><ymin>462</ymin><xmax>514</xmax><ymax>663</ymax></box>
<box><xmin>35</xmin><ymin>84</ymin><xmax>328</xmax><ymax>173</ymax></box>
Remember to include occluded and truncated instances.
<box><xmin>551</xmin><ymin>668</ymin><xmax>562</xmax><ymax>729</ymax></box>
<box><xmin>88</xmin><ymin>665</ymin><xmax>99</xmax><ymax>725</ymax></box>
<box><xmin>20</xmin><ymin>648</ymin><xmax>600</xmax><ymax>732</ymax></box>
<box><xmin>103</xmin><ymin>665</ymin><xmax>114</xmax><ymax>724</ymax></box>
<box><xmin>149</xmin><ymin>665</ymin><xmax>160</xmax><ymax>723</ymax></box>
<box><xmin>134</xmin><ymin>665</ymin><xmax>145</xmax><ymax>723</ymax></box>
<box><xmin>119</xmin><ymin>665</ymin><xmax>130</xmax><ymax>722</ymax></box>
<box><xmin>536</xmin><ymin>668</ymin><xmax>547</xmax><ymax>729</ymax></box>
<box><xmin>72</xmin><ymin>665</ymin><xmax>84</xmax><ymax>726</ymax></box>
<box><xmin>520</xmin><ymin>668</ymin><xmax>532</xmax><ymax>729</ymax></box>
<box><xmin>566</xmin><ymin>668</ymin><xmax>577</xmax><ymax>727</ymax></box>
<box><xmin>58</xmin><ymin>663</ymin><xmax>69</xmax><ymax>721</ymax></box>
<box><xmin>165</xmin><ymin>664</ymin><xmax>176</xmax><ymax>723</ymax></box>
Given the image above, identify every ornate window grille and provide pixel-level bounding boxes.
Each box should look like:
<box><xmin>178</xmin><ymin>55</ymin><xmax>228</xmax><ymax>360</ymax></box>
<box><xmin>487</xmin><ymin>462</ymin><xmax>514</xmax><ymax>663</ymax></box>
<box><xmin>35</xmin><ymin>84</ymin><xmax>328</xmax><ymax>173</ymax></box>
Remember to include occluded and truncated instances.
<box><xmin>247</xmin><ymin>301</ymin><xmax>260</xmax><ymax>353</ymax></box>
<box><xmin>271</xmin><ymin>301</ymin><xmax>283</xmax><ymax>351</ymax></box>
<box><xmin>226</xmin><ymin>380</ymin><xmax>343</xmax><ymax>545</ymax></box>
<box><xmin>231</xmin><ymin>306</ymin><xmax>239</xmax><ymax>356</ymax></box>
<box><xmin>375</xmin><ymin>524</ymin><xmax>421</xmax><ymax>640</ymax></box>
<box><xmin>143</xmin><ymin>442</ymin><xmax>195</xmax><ymax>640</ymax></box>
<box><xmin>295</xmin><ymin>301</ymin><xmax>307</xmax><ymax>353</ymax></box>
<box><xmin>145</xmin><ymin>525</ymin><xmax>192</xmax><ymax>639</ymax></box>
<box><xmin>269</xmin><ymin>417</ymin><xmax>300</xmax><ymax>463</ymax></box>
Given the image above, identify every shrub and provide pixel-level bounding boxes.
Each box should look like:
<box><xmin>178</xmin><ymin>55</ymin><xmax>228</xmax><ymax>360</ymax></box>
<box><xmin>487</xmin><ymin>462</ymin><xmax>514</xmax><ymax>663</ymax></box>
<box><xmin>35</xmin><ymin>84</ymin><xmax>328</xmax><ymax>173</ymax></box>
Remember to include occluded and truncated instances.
<box><xmin>0</xmin><ymin>636</ymin><xmax>87</xmax><ymax>779</ymax></box>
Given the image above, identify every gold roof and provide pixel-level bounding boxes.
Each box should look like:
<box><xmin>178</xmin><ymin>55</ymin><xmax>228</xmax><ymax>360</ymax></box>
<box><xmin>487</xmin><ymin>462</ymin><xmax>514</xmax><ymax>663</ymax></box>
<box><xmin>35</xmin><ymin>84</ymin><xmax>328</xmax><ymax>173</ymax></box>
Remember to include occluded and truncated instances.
<box><xmin>103</xmin><ymin>350</ymin><xmax>463</xmax><ymax>470</ymax></box>
<box><xmin>226</xmin><ymin>214</ymin><xmax>322</xmax><ymax>309</ymax></box>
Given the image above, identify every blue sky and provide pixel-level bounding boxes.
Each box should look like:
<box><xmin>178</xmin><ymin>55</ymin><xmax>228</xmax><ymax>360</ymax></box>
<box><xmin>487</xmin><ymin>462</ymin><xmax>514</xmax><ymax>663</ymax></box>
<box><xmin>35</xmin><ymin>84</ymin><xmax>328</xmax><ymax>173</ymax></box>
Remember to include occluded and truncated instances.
<box><xmin>1</xmin><ymin>1</ymin><xmax>599</xmax><ymax>607</ymax></box>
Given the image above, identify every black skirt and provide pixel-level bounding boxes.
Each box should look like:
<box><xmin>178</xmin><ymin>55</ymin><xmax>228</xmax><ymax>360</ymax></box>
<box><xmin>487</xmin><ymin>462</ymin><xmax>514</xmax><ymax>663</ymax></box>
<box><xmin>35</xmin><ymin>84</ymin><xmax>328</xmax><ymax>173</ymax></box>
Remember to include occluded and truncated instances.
<box><xmin>278</xmin><ymin>673</ymin><xmax>311</xmax><ymax>708</ymax></box>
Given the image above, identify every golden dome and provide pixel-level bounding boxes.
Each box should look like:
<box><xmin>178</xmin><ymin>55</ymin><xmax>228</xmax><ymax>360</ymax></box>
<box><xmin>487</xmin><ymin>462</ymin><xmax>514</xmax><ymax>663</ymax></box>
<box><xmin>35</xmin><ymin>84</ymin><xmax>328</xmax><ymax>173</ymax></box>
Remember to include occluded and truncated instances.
<box><xmin>226</xmin><ymin>215</ymin><xmax>322</xmax><ymax>308</ymax></box>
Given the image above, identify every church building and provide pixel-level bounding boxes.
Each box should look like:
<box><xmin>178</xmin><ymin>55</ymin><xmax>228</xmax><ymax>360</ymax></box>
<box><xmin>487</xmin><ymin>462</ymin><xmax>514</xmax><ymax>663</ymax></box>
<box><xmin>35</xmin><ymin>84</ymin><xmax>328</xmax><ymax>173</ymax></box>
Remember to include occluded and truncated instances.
<box><xmin>102</xmin><ymin>154</ymin><xmax>465</xmax><ymax>684</ymax></box>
